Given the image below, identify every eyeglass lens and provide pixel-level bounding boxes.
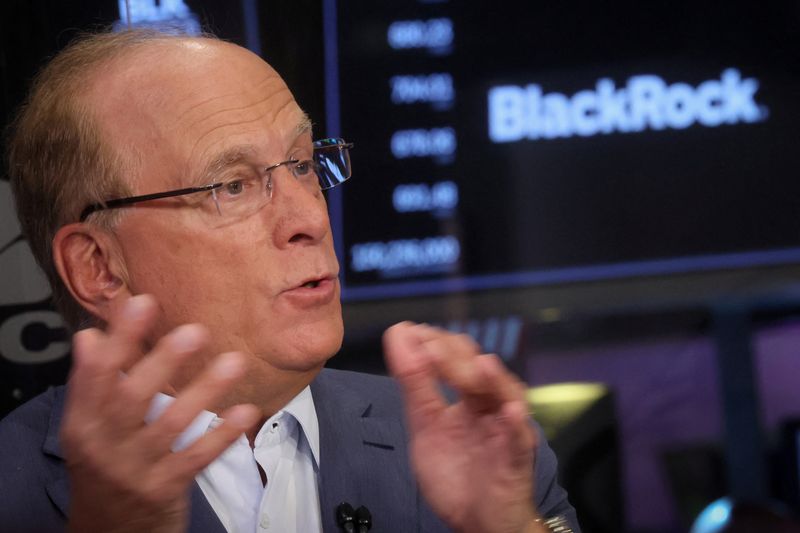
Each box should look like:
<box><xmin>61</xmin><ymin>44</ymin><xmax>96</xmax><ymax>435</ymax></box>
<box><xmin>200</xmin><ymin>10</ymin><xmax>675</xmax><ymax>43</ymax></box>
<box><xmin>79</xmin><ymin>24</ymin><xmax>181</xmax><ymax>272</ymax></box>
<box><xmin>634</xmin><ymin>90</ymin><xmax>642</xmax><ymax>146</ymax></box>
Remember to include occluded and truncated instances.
<box><xmin>314</xmin><ymin>138</ymin><xmax>352</xmax><ymax>190</ymax></box>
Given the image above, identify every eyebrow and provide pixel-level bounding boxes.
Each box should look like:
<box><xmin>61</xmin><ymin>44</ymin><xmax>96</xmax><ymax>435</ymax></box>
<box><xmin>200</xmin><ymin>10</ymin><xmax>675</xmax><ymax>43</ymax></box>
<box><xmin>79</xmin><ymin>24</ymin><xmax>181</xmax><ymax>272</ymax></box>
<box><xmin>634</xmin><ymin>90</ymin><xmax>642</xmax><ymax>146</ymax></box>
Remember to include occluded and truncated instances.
<box><xmin>197</xmin><ymin>114</ymin><xmax>314</xmax><ymax>185</ymax></box>
<box><xmin>297</xmin><ymin>113</ymin><xmax>313</xmax><ymax>136</ymax></box>
<box><xmin>195</xmin><ymin>145</ymin><xmax>257</xmax><ymax>186</ymax></box>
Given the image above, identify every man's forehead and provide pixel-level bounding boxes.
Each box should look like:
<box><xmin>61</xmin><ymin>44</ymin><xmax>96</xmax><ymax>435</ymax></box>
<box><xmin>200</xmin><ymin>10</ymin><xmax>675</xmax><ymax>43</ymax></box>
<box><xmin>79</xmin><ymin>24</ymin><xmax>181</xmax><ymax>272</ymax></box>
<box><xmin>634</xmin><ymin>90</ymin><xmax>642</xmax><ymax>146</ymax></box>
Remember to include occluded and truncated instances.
<box><xmin>90</xmin><ymin>38</ymin><xmax>285</xmax><ymax>118</ymax></box>
<box><xmin>89</xmin><ymin>38</ymin><xmax>306</xmax><ymax>186</ymax></box>
<box><xmin>196</xmin><ymin>114</ymin><xmax>314</xmax><ymax>183</ymax></box>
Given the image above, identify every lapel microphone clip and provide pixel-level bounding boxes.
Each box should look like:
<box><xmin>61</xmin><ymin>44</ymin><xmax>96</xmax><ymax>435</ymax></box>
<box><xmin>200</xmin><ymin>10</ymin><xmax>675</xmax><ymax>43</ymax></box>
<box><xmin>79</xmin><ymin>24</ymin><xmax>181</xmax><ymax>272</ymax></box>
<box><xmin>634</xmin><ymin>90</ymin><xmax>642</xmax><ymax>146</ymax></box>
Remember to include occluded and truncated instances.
<box><xmin>337</xmin><ymin>502</ymin><xmax>372</xmax><ymax>532</ymax></box>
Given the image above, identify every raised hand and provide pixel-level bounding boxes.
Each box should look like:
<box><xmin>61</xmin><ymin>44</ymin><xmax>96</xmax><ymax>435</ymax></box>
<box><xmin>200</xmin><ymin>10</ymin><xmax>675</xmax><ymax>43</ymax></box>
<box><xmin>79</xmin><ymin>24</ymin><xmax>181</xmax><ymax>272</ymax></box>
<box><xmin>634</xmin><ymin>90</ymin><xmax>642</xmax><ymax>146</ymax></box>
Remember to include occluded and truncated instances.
<box><xmin>60</xmin><ymin>295</ymin><xmax>260</xmax><ymax>533</ymax></box>
<box><xmin>383</xmin><ymin>322</ymin><xmax>545</xmax><ymax>533</ymax></box>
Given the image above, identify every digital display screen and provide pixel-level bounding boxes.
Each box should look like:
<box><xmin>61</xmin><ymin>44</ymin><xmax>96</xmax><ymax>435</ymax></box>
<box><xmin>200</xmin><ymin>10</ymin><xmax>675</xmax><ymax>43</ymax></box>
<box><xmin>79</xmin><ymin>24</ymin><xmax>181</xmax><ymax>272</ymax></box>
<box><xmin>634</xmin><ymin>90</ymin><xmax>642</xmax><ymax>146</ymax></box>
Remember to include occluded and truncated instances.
<box><xmin>325</xmin><ymin>0</ymin><xmax>800</xmax><ymax>300</ymax></box>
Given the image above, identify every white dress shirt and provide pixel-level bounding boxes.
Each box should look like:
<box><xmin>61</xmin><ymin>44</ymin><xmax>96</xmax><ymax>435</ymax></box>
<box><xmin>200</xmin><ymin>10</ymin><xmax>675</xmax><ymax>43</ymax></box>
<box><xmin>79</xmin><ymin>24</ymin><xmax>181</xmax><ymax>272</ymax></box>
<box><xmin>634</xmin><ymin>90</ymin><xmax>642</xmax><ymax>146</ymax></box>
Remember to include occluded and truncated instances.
<box><xmin>145</xmin><ymin>386</ymin><xmax>322</xmax><ymax>533</ymax></box>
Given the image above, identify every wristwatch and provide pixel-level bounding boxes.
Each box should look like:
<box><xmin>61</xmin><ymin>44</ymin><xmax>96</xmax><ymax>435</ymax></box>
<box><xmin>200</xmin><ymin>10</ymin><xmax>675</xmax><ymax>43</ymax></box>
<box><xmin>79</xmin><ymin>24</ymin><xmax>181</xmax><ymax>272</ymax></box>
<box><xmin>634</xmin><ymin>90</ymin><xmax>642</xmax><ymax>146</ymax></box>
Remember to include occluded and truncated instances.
<box><xmin>535</xmin><ymin>515</ymin><xmax>573</xmax><ymax>533</ymax></box>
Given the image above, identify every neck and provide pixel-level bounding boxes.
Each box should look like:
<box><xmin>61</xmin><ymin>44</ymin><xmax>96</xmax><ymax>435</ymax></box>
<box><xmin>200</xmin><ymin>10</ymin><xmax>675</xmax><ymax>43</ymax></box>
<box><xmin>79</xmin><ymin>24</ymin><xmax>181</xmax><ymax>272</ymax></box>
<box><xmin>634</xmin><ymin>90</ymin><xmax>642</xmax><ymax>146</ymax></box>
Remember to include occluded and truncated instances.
<box><xmin>219</xmin><ymin>360</ymin><xmax>324</xmax><ymax>443</ymax></box>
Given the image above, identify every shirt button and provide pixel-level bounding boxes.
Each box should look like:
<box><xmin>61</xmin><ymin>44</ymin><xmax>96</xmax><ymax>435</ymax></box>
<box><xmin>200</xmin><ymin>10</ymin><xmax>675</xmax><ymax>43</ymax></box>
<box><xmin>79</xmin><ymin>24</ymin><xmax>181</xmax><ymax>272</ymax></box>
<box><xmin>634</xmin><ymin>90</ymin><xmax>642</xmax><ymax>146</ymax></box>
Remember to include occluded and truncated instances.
<box><xmin>259</xmin><ymin>514</ymin><xmax>270</xmax><ymax>529</ymax></box>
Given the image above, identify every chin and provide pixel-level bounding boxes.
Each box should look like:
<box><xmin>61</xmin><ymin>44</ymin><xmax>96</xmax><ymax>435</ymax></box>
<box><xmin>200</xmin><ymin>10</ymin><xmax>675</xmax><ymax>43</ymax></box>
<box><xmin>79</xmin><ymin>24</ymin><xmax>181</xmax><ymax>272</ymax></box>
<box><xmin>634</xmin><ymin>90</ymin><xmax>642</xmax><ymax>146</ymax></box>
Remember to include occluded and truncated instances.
<box><xmin>273</xmin><ymin>314</ymin><xmax>344</xmax><ymax>372</ymax></box>
<box><xmin>307</xmin><ymin>319</ymin><xmax>344</xmax><ymax>362</ymax></box>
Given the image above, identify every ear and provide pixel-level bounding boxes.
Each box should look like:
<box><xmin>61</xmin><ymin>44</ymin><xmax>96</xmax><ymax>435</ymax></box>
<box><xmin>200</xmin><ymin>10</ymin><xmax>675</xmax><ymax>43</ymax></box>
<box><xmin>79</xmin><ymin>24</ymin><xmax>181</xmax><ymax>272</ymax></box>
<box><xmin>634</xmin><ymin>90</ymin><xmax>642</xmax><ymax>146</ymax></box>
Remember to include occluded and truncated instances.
<box><xmin>52</xmin><ymin>222</ymin><xmax>132</xmax><ymax>324</ymax></box>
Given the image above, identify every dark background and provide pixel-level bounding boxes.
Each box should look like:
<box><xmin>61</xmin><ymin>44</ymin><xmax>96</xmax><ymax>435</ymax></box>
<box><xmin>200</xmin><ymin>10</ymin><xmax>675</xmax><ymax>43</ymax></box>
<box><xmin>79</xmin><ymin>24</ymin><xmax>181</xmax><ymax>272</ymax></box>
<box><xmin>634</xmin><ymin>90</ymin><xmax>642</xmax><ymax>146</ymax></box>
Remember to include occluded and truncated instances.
<box><xmin>336</xmin><ymin>0</ymin><xmax>800</xmax><ymax>292</ymax></box>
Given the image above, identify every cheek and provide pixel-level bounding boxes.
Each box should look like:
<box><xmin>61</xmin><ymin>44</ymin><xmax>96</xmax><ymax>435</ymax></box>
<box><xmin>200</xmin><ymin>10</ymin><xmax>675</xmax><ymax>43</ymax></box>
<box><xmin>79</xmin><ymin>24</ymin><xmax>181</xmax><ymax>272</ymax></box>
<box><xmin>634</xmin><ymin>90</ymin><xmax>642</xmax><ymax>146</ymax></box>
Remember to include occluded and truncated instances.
<box><xmin>117</xmin><ymin>215</ymin><xmax>342</xmax><ymax>360</ymax></box>
<box><xmin>121</xmin><ymin>223</ymin><xmax>265</xmax><ymax>327</ymax></box>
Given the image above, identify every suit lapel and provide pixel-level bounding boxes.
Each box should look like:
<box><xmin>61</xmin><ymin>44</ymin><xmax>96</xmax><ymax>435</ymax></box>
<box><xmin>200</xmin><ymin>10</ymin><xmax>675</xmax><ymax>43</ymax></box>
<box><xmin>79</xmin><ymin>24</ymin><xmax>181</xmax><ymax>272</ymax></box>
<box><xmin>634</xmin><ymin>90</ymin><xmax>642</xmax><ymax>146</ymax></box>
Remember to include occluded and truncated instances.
<box><xmin>188</xmin><ymin>484</ymin><xmax>227</xmax><ymax>533</ymax></box>
<box><xmin>43</xmin><ymin>387</ymin><xmax>69</xmax><ymax>517</ymax></box>
<box><xmin>312</xmin><ymin>369</ymin><xmax>417</xmax><ymax>533</ymax></box>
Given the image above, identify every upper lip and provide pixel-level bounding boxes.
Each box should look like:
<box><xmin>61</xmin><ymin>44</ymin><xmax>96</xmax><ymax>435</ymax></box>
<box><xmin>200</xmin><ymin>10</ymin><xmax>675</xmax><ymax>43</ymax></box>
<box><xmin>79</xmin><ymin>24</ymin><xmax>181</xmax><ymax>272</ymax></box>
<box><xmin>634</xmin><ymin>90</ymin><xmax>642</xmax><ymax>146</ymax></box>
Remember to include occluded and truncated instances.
<box><xmin>290</xmin><ymin>272</ymin><xmax>337</xmax><ymax>290</ymax></box>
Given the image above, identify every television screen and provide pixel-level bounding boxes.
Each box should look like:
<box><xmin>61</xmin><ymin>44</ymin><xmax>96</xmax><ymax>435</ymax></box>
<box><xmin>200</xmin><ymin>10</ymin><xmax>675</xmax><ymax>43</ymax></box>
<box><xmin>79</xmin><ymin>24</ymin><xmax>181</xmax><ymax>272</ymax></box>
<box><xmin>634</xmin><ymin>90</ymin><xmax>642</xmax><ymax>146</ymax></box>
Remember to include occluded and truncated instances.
<box><xmin>325</xmin><ymin>0</ymin><xmax>800</xmax><ymax>301</ymax></box>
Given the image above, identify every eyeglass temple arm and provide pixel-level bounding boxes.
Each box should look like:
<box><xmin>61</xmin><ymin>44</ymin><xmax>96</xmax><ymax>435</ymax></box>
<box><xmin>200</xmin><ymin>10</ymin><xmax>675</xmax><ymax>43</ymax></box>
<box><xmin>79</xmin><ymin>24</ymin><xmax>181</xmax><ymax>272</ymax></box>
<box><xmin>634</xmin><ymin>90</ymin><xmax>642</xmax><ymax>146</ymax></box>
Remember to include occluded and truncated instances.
<box><xmin>79</xmin><ymin>183</ymin><xmax>223</xmax><ymax>222</ymax></box>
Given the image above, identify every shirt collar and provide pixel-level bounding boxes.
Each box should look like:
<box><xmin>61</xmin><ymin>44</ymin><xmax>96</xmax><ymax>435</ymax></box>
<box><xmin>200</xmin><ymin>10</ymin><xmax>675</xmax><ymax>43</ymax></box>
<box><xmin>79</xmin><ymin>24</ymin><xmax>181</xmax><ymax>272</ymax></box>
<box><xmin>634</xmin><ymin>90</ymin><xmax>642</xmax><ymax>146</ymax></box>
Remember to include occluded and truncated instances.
<box><xmin>262</xmin><ymin>385</ymin><xmax>320</xmax><ymax>468</ymax></box>
<box><xmin>143</xmin><ymin>385</ymin><xmax>320</xmax><ymax>466</ymax></box>
<box><xmin>144</xmin><ymin>392</ymin><xmax>217</xmax><ymax>452</ymax></box>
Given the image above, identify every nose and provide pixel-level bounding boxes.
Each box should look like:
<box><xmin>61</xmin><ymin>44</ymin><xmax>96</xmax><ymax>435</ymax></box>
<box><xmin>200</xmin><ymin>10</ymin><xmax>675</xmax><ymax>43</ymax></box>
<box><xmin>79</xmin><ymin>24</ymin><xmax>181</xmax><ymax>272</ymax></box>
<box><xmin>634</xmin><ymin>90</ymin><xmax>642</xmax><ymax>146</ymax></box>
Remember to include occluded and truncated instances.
<box><xmin>267</xmin><ymin>168</ymin><xmax>331</xmax><ymax>248</ymax></box>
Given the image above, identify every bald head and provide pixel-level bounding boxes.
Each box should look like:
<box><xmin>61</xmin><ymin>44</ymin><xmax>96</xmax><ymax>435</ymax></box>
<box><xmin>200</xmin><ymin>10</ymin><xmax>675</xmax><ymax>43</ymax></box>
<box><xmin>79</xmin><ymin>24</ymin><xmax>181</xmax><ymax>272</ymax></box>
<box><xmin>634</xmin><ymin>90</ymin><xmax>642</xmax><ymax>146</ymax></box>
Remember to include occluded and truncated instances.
<box><xmin>86</xmin><ymin>37</ymin><xmax>300</xmax><ymax>193</ymax></box>
<box><xmin>7</xmin><ymin>30</ymin><xmax>303</xmax><ymax>329</ymax></box>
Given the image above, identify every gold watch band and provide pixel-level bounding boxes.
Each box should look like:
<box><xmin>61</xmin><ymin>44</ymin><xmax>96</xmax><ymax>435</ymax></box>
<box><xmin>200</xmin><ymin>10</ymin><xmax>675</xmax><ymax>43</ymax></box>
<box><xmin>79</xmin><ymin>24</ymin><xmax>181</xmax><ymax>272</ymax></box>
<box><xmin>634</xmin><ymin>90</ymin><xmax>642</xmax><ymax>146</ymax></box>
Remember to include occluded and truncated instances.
<box><xmin>535</xmin><ymin>515</ymin><xmax>574</xmax><ymax>533</ymax></box>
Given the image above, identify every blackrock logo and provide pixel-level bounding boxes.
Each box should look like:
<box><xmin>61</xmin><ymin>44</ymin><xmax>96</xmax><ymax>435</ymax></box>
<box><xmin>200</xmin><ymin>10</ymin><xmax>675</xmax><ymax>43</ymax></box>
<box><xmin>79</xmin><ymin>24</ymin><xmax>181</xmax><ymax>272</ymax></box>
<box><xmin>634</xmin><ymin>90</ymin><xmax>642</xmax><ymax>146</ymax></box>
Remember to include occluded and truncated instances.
<box><xmin>488</xmin><ymin>68</ymin><xmax>767</xmax><ymax>143</ymax></box>
<box><xmin>0</xmin><ymin>180</ymin><xmax>69</xmax><ymax>364</ymax></box>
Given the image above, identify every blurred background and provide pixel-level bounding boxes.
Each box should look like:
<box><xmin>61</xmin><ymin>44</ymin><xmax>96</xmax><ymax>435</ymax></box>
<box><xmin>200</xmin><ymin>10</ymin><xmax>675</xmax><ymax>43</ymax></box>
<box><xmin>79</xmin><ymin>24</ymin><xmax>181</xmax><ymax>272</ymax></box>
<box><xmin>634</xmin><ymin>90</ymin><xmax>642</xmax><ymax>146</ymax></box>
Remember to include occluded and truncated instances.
<box><xmin>2</xmin><ymin>1</ymin><xmax>800</xmax><ymax>532</ymax></box>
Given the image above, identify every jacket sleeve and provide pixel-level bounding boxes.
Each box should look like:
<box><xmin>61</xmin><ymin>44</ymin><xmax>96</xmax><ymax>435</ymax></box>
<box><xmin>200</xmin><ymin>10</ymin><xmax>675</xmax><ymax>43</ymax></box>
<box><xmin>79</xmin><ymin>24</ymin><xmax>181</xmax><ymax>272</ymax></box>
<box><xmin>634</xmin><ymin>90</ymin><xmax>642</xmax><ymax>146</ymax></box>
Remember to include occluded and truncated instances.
<box><xmin>532</xmin><ymin>423</ymin><xmax>582</xmax><ymax>532</ymax></box>
<box><xmin>0</xmin><ymin>387</ymin><xmax>68</xmax><ymax>532</ymax></box>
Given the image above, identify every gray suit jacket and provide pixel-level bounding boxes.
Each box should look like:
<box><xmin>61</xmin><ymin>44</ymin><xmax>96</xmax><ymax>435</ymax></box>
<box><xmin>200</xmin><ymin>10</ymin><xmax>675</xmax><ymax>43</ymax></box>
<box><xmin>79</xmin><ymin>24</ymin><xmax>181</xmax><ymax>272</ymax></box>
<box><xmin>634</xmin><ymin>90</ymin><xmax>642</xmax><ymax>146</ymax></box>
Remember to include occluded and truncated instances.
<box><xmin>0</xmin><ymin>368</ymin><xmax>579</xmax><ymax>532</ymax></box>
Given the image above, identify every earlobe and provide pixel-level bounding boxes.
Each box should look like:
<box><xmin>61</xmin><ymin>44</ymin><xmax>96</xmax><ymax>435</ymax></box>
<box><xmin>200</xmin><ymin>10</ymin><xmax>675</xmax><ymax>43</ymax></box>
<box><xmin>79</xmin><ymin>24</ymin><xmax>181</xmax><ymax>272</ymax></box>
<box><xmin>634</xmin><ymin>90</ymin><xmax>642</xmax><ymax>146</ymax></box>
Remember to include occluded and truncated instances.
<box><xmin>53</xmin><ymin>223</ymin><xmax>130</xmax><ymax>323</ymax></box>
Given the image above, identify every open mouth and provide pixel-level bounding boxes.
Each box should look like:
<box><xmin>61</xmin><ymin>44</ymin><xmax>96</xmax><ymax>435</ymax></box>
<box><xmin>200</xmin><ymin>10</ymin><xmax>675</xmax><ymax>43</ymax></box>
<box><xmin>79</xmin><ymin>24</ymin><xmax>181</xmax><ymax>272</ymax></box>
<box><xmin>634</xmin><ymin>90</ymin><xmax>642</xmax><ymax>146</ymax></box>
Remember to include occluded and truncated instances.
<box><xmin>282</xmin><ymin>275</ymin><xmax>337</xmax><ymax>305</ymax></box>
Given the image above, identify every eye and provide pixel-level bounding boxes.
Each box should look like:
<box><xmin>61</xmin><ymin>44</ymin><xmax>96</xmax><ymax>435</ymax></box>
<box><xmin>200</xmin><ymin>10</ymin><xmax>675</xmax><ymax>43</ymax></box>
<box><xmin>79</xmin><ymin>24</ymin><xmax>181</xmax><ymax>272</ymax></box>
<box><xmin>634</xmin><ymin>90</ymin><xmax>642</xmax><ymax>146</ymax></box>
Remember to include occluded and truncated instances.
<box><xmin>293</xmin><ymin>160</ymin><xmax>314</xmax><ymax>176</ymax></box>
<box><xmin>225</xmin><ymin>180</ymin><xmax>245</xmax><ymax>195</ymax></box>
<box><xmin>217</xmin><ymin>175</ymin><xmax>260</xmax><ymax>201</ymax></box>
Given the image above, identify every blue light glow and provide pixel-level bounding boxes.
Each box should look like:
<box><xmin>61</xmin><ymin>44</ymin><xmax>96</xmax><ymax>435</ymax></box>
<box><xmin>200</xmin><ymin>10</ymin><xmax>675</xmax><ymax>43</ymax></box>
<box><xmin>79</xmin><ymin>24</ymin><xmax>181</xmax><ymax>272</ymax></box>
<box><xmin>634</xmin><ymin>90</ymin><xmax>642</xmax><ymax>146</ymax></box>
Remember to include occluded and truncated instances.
<box><xmin>392</xmin><ymin>181</ymin><xmax>458</xmax><ymax>213</ymax></box>
<box><xmin>690</xmin><ymin>497</ymin><xmax>732</xmax><ymax>533</ymax></box>
<box><xmin>391</xmin><ymin>127</ymin><xmax>456</xmax><ymax>159</ymax></box>
<box><xmin>390</xmin><ymin>73</ymin><xmax>454</xmax><ymax>106</ymax></box>
<box><xmin>350</xmin><ymin>236</ymin><xmax>461</xmax><ymax>276</ymax></box>
<box><xmin>387</xmin><ymin>18</ymin><xmax>453</xmax><ymax>53</ymax></box>
<box><xmin>115</xmin><ymin>0</ymin><xmax>201</xmax><ymax>35</ymax></box>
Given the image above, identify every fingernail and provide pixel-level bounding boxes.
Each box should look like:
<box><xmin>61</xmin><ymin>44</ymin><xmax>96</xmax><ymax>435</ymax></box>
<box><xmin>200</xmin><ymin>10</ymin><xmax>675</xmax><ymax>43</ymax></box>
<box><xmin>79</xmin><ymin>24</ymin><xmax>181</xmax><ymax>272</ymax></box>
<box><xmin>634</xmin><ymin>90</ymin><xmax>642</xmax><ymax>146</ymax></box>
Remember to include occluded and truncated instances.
<box><xmin>226</xmin><ymin>404</ymin><xmax>260</xmax><ymax>427</ymax></box>
<box><xmin>214</xmin><ymin>352</ymin><xmax>244</xmax><ymax>379</ymax></box>
<box><xmin>171</xmin><ymin>324</ymin><xmax>206</xmax><ymax>353</ymax></box>
<box><xmin>124</xmin><ymin>295</ymin><xmax>151</xmax><ymax>321</ymax></box>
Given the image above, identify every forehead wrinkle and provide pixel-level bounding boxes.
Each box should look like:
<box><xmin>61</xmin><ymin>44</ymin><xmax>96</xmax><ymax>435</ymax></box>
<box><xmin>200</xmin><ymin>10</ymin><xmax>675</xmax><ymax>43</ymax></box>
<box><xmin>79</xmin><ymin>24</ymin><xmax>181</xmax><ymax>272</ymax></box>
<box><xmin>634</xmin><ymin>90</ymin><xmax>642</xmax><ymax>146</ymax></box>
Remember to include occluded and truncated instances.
<box><xmin>187</xmin><ymin>69</ymin><xmax>286</xmax><ymax>121</ymax></box>
<box><xmin>175</xmin><ymin>92</ymin><xmax>235</xmax><ymax>123</ymax></box>
<box><xmin>190</xmin><ymin>85</ymin><xmax>285</xmax><ymax>124</ymax></box>
<box><xmin>186</xmin><ymin>91</ymin><xmax>292</xmax><ymax>158</ymax></box>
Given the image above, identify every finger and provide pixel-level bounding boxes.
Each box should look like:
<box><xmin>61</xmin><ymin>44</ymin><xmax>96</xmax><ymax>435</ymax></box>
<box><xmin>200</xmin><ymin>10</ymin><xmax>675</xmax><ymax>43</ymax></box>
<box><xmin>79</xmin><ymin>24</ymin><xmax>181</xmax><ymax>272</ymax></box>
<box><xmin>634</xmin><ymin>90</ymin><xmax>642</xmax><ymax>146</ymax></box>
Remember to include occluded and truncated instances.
<box><xmin>482</xmin><ymin>399</ymin><xmax>537</xmax><ymax>478</ymax></box>
<box><xmin>415</xmin><ymin>327</ymin><xmax>511</xmax><ymax>414</ymax></box>
<box><xmin>479</xmin><ymin>355</ymin><xmax>536</xmax><ymax>468</ymax></box>
<box><xmin>156</xmin><ymin>403</ymin><xmax>261</xmax><ymax>488</ymax></box>
<box><xmin>421</xmin><ymin>329</ymin><xmax>489</xmax><ymax>398</ymax></box>
<box><xmin>476</xmin><ymin>354</ymin><xmax>527</xmax><ymax>405</ymax></box>
<box><xmin>62</xmin><ymin>328</ymin><xmax>120</xmax><ymax>441</ymax></box>
<box><xmin>383</xmin><ymin>322</ymin><xmax>447</xmax><ymax>431</ymax></box>
<box><xmin>66</xmin><ymin>328</ymin><xmax>112</xmax><ymax>411</ymax></box>
<box><xmin>443</xmin><ymin>352</ymin><xmax>524</xmax><ymax>418</ymax></box>
<box><xmin>500</xmin><ymin>400</ymin><xmax>537</xmax><ymax>469</ymax></box>
<box><xmin>65</xmin><ymin>295</ymin><xmax>160</xmax><ymax>418</ymax></box>
<box><xmin>471</xmin><ymin>406</ymin><xmax>536</xmax><ymax>520</ymax></box>
<box><xmin>115</xmin><ymin>323</ymin><xmax>210</xmax><ymax>423</ymax></box>
<box><xmin>105</xmin><ymin>294</ymin><xmax>160</xmax><ymax>370</ymax></box>
<box><xmin>142</xmin><ymin>352</ymin><xmax>254</xmax><ymax>452</ymax></box>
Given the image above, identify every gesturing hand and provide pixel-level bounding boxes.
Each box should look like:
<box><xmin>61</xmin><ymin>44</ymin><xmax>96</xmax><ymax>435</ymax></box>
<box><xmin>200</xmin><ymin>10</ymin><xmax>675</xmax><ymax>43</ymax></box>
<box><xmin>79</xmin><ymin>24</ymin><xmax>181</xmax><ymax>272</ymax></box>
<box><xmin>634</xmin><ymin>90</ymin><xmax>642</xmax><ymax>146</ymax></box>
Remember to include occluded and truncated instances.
<box><xmin>60</xmin><ymin>295</ymin><xmax>260</xmax><ymax>533</ymax></box>
<box><xmin>384</xmin><ymin>322</ymin><xmax>543</xmax><ymax>533</ymax></box>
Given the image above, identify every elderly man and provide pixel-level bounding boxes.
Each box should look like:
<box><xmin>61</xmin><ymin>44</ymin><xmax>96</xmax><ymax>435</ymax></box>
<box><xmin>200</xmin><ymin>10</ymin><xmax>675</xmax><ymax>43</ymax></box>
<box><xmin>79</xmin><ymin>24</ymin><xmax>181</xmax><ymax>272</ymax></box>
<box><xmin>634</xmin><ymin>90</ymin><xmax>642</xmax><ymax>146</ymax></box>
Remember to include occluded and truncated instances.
<box><xmin>0</xmin><ymin>29</ymin><xmax>579</xmax><ymax>533</ymax></box>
